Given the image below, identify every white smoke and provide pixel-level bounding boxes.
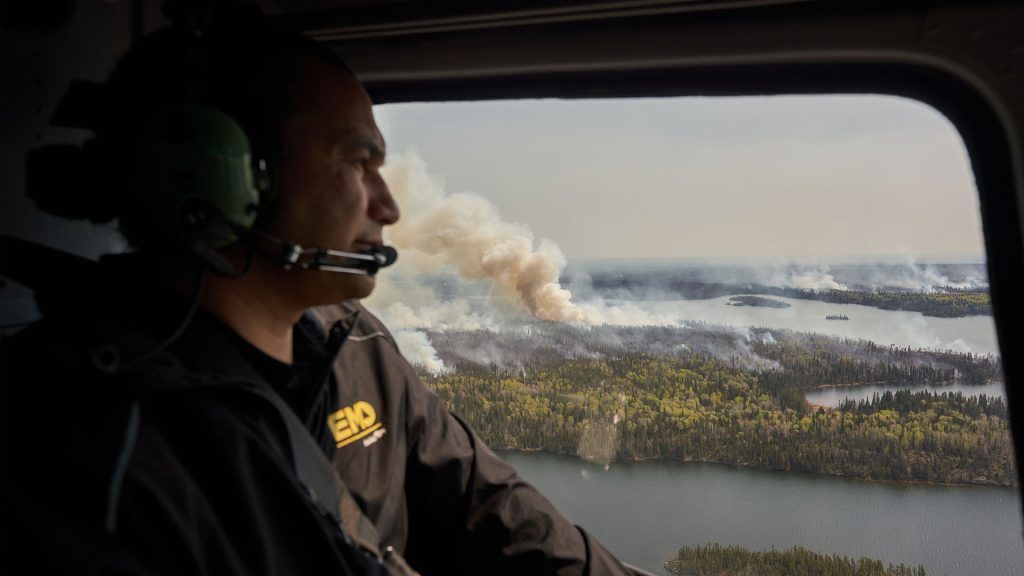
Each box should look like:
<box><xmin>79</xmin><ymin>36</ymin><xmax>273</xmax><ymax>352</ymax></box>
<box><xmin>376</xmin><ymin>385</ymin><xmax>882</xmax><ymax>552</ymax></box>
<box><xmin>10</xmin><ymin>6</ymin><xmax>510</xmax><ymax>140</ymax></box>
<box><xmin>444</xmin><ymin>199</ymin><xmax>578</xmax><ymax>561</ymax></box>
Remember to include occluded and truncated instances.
<box><xmin>863</xmin><ymin>258</ymin><xmax>985</xmax><ymax>292</ymax></box>
<box><xmin>575</xmin><ymin>300</ymin><xmax>679</xmax><ymax>327</ymax></box>
<box><xmin>766</xmin><ymin>265</ymin><xmax>848</xmax><ymax>291</ymax></box>
<box><xmin>366</xmin><ymin>279</ymin><xmax>504</xmax><ymax>372</ymax></box>
<box><xmin>362</xmin><ymin>151</ymin><xmax>994</xmax><ymax>370</ymax></box>
<box><xmin>729</xmin><ymin>326</ymin><xmax>783</xmax><ymax>371</ymax></box>
<box><xmin>393</xmin><ymin>329</ymin><xmax>448</xmax><ymax>375</ymax></box>
<box><xmin>381</xmin><ymin>151</ymin><xmax>587</xmax><ymax>323</ymax></box>
<box><xmin>943</xmin><ymin>338</ymin><xmax>972</xmax><ymax>354</ymax></box>
<box><xmin>368</xmin><ymin>282</ymin><xmax>502</xmax><ymax>332</ymax></box>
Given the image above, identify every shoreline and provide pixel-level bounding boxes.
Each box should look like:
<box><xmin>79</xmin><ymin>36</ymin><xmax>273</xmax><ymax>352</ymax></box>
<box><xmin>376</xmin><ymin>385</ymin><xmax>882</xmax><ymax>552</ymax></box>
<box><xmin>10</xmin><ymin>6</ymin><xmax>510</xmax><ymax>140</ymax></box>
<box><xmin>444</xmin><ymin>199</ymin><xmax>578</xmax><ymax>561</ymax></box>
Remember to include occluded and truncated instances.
<box><xmin>494</xmin><ymin>448</ymin><xmax>1018</xmax><ymax>489</ymax></box>
<box><xmin>807</xmin><ymin>379</ymin><xmax>1002</xmax><ymax>391</ymax></box>
<box><xmin>802</xmin><ymin>381</ymin><xmax>1006</xmax><ymax>411</ymax></box>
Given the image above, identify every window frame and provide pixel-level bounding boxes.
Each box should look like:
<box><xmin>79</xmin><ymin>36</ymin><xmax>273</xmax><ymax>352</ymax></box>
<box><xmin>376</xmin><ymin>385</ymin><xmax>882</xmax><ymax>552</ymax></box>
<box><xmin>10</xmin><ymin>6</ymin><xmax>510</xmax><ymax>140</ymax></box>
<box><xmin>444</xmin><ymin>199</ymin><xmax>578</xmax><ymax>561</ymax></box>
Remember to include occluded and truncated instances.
<box><xmin>277</xmin><ymin>0</ymin><xmax>1024</xmax><ymax>503</ymax></box>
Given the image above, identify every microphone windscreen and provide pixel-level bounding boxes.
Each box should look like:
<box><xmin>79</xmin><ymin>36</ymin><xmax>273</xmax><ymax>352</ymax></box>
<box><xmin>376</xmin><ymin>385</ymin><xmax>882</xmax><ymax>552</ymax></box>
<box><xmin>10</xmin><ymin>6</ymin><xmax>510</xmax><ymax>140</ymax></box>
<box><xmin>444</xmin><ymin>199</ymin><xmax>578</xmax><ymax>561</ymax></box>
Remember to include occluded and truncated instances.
<box><xmin>376</xmin><ymin>246</ymin><xmax>398</xmax><ymax>268</ymax></box>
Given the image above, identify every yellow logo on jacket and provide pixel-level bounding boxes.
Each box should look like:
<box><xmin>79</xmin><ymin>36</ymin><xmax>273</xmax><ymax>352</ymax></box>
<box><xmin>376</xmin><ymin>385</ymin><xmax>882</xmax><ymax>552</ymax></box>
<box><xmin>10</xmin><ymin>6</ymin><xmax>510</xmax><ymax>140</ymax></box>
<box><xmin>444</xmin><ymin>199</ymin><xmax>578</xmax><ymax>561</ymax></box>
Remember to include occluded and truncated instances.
<box><xmin>328</xmin><ymin>401</ymin><xmax>385</xmax><ymax>448</ymax></box>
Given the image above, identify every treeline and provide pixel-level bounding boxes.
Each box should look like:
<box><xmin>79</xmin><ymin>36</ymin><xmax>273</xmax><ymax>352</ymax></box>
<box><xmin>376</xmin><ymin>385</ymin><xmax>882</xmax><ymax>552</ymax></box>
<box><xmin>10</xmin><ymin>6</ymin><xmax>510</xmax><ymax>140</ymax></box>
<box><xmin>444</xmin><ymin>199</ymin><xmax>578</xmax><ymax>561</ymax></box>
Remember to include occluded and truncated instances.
<box><xmin>428</xmin><ymin>323</ymin><xmax>1002</xmax><ymax>385</ymax></box>
<box><xmin>664</xmin><ymin>543</ymin><xmax>926</xmax><ymax>576</ymax></box>
<box><xmin>751</xmin><ymin>333</ymin><xmax>1002</xmax><ymax>407</ymax></box>
<box><xmin>423</xmin><ymin>353</ymin><xmax>1017</xmax><ymax>485</ymax></box>
<box><xmin>764</xmin><ymin>287</ymin><xmax>991</xmax><ymax>317</ymax></box>
<box><xmin>840</xmin><ymin>389</ymin><xmax>1008</xmax><ymax>420</ymax></box>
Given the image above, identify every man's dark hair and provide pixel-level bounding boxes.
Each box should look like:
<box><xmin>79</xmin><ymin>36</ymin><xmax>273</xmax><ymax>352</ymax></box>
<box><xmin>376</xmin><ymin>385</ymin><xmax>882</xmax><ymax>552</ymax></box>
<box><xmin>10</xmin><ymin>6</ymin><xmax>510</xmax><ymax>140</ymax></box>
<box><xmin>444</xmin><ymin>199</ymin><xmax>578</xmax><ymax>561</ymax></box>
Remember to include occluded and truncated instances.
<box><xmin>92</xmin><ymin>5</ymin><xmax>351</xmax><ymax>250</ymax></box>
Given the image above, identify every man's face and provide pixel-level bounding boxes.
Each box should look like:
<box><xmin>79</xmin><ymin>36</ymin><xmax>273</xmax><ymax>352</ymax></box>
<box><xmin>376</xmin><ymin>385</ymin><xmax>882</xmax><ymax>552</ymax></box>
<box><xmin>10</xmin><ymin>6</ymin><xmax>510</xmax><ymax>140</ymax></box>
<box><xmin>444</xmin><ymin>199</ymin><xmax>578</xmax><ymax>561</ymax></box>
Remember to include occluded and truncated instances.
<box><xmin>266</xmin><ymin>57</ymin><xmax>399</xmax><ymax>305</ymax></box>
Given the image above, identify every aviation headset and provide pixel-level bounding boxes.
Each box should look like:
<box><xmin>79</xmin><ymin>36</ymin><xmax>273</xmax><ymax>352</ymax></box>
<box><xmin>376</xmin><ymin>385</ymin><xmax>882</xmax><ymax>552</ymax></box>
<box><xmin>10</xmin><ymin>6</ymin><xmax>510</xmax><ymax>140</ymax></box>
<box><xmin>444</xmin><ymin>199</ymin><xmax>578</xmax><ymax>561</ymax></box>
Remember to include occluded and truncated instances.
<box><xmin>120</xmin><ymin>8</ymin><xmax>283</xmax><ymax>267</ymax></box>
<box><xmin>28</xmin><ymin>4</ymin><xmax>275</xmax><ymax>260</ymax></box>
<box><xmin>142</xmin><ymin>104</ymin><xmax>266</xmax><ymax>252</ymax></box>
<box><xmin>31</xmin><ymin>1</ymin><xmax>395</xmax><ymax>276</ymax></box>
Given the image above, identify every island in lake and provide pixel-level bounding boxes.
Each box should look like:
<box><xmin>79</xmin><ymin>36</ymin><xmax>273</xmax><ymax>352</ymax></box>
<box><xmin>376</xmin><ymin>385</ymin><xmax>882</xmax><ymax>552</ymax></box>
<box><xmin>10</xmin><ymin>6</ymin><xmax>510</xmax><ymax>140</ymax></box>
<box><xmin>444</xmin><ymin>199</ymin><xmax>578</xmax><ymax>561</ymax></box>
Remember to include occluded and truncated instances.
<box><xmin>826</xmin><ymin>314</ymin><xmax>850</xmax><ymax>320</ymax></box>
<box><xmin>727</xmin><ymin>295</ymin><xmax>791</xmax><ymax>308</ymax></box>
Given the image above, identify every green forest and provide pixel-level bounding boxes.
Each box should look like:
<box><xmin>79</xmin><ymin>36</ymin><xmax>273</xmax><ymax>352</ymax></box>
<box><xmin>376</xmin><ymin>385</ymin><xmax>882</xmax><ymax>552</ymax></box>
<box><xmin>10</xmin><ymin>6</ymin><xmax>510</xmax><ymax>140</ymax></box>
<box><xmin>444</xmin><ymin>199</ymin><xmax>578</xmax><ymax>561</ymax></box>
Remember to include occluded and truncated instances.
<box><xmin>422</xmin><ymin>324</ymin><xmax>1014</xmax><ymax>486</ymax></box>
<box><xmin>765</xmin><ymin>287</ymin><xmax>991</xmax><ymax>317</ymax></box>
<box><xmin>664</xmin><ymin>543</ymin><xmax>927</xmax><ymax>576</ymax></box>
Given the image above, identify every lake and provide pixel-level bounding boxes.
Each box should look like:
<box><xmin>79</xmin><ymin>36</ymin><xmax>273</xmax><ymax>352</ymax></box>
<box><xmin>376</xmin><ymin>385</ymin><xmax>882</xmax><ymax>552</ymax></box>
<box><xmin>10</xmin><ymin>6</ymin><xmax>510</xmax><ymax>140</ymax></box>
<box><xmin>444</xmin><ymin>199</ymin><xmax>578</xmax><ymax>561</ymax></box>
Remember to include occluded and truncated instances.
<box><xmin>805</xmin><ymin>382</ymin><xmax>1008</xmax><ymax>408</ymax></box>
<box><xmin>578</xmin><ymin>295</ymin><xmax>1000</xmax><ymax>356</ymax></box>
<box><xmin>378</xmin><ymin>271</ymin><xmax>1017</xmax><ymax>574</ymax></box>
<box><xmin>499</xmin><ymin>451</ymin><xmax>1024</xmax><ymax>576</ymax></box>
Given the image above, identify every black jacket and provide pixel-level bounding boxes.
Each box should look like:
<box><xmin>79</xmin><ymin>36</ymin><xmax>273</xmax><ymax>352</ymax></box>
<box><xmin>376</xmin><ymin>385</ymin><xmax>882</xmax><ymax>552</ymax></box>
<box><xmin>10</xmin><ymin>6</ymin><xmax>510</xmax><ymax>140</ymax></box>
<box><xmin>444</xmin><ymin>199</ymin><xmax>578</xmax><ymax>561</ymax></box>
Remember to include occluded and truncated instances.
<box><xmin>314</xmin><ymin>302</ymin><xmax>631</xmax><ymax>576</ymax></box>
<box><xmin>1</xmin><ymin>257</ymin><xmax>382</xmax><ymax>575</ymax></box>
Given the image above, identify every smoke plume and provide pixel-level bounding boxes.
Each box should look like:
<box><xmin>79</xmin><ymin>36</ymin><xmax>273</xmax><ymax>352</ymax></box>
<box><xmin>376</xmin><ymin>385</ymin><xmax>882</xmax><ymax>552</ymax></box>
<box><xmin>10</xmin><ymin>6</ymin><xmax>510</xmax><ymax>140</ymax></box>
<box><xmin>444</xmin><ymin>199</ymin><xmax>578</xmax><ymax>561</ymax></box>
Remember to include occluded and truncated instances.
<box><xmin>364</xmin><ymin>152</ymin><xmax>996</xmax><ymax>370</ymax></box>
<box><xmin>857</xmin><ymin>258</ymin><xmax>987</xmax><ymax>292</ymax></box>
<box><xmin>382</xmin><ymin>151</ymin><xmax>587</xmax><ymax>323</ymax></box>
<box><xmin>766</xmin><ymin>265</ymin><xmax>848</xmax><ymax>291</ymax></box>
<box><xmin>393</xmin><ymin>330</ymin><xmax>448</xmax><ymax>375</ymax></box>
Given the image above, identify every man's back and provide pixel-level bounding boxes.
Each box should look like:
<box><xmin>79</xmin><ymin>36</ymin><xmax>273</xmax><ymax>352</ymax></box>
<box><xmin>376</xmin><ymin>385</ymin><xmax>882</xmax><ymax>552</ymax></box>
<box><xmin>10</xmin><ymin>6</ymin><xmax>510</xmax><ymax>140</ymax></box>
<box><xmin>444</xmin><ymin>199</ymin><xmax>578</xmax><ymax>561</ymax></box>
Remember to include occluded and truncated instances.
<box><xmin>1</xmin><ymin>259</ymin><xmax>382</xmax><ymax>575</ymax></box>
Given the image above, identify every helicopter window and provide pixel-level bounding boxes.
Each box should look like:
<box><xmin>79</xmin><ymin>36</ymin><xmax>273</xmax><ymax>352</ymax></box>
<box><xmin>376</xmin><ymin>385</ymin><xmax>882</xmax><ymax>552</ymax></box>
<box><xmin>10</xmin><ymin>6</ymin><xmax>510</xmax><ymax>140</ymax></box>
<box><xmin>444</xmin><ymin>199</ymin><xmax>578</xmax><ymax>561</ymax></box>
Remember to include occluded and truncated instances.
<box><xmin>369</xmin><ymin>95</ymin><xmax>1022</xmax><ymax>575</ymax></box>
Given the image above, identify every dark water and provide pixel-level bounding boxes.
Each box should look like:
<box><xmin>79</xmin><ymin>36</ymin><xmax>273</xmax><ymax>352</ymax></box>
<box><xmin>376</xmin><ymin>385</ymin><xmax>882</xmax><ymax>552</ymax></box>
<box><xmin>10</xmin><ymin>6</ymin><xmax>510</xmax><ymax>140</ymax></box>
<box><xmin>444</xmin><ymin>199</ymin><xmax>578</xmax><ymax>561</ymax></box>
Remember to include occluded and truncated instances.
<box><xmin>805</xmin><ymin>382</ymin><xmax>1007</xmax><ymax>408</ymax></box>
<box><xmin>500</xmin><ymin>451</ymin><xmax>1024</xmax><ymax>576</ymax></box>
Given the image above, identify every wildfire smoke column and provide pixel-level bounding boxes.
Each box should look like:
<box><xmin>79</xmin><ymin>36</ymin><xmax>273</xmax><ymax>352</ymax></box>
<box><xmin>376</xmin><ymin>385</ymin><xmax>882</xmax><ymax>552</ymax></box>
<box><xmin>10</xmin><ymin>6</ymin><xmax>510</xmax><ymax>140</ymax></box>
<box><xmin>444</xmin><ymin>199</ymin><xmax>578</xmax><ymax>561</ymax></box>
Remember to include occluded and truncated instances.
<box><xmin>381</xmin><ymin>151</ymin><xmax>588</xmax><ymax>323</ymax></box>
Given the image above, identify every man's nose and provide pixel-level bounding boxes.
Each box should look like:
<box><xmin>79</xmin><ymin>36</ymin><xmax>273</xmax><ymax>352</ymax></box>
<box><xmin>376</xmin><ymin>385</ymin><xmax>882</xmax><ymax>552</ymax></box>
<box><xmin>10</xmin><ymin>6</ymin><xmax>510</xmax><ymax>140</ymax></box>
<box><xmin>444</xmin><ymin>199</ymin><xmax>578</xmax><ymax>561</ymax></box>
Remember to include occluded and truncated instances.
<box><xmin>369</xmin><ymin>172</ymin><xmax>400</xmax><ymax>225</ymax></box>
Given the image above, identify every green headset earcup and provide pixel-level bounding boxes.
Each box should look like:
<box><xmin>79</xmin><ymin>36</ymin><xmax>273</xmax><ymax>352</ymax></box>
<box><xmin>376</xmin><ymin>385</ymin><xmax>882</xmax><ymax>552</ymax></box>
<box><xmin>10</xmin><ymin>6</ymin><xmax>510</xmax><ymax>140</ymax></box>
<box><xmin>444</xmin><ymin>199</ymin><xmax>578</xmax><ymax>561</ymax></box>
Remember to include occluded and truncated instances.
<box><xmin>141</xmin><ymin>105</ymin><xmax>266</xmax><ymax>248</ymax></box>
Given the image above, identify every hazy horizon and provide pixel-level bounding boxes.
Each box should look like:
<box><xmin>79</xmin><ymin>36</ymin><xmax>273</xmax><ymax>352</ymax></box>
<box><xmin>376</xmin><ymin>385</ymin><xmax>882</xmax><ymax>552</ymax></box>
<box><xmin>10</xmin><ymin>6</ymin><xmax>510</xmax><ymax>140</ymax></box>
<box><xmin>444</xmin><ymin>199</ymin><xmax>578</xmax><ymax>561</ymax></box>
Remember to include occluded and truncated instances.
<box><xmin>562</xmin><ymin>252</ymin><xmax>987</xmax><ymax>266</ymax></box>
<box><xmin>375</xmin><ymin>94</ymin><xmax>986</xmax><ymax>262</ymax></box>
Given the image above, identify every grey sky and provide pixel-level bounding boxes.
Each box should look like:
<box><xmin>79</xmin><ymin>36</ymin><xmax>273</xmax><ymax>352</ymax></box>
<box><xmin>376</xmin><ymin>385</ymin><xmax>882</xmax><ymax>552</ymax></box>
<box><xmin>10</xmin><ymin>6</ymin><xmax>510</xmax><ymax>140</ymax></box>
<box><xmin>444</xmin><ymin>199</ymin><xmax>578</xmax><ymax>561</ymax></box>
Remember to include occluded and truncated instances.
<box><xmin>374</xmin><ymin>95</ymin><xmax>985</xmax><ymax>261</ymax></box>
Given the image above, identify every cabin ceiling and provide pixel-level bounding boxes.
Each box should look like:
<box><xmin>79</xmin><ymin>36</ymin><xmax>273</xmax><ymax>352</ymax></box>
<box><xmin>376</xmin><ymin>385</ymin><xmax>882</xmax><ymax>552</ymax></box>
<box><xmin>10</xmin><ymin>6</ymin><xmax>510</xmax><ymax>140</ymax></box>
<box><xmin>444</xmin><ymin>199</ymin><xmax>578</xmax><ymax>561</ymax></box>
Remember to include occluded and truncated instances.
<box><xmin>253</xmin><ymin>0</ymin><xmax>1022</xmax><ymax>110</ymax></box>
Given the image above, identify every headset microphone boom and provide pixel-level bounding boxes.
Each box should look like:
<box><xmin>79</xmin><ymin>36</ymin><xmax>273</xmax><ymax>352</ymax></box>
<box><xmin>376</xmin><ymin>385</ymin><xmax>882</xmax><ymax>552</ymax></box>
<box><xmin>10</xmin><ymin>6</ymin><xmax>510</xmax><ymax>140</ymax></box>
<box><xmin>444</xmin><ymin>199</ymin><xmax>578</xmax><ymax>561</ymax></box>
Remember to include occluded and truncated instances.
<box><xmin>231</xmin><ymin>223</ymin><xmax>399</xmax><ymax>276</ymax></box>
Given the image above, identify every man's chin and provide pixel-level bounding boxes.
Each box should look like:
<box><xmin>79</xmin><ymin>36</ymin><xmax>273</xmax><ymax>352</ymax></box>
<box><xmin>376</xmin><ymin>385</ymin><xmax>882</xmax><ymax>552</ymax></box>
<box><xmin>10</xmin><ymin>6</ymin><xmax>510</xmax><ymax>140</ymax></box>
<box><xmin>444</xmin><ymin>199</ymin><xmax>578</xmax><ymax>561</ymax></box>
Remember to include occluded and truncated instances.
<box><xmin>300</xmin><ymin>269</ymin><xmax>378</xmax><ymax>306</ymax></box>
<box><xmin>347</xmin><ymin>274</ymin><xmax>377</xmax><ymax>300</ymax></box>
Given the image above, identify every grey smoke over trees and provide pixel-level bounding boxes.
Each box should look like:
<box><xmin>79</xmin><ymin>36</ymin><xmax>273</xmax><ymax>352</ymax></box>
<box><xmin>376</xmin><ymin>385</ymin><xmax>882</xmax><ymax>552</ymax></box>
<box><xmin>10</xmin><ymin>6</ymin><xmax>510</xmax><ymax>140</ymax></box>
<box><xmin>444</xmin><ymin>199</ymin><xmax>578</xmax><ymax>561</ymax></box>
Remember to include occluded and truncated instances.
<box><xmin>369</xmin><ymin>151</ymin><xmax>995</xmax><ymax>370</ymax></box>
<box><xmin>424</xmin><ymin>323</ymin><xmax>1000</xmax><ymax>383</ymax></box>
